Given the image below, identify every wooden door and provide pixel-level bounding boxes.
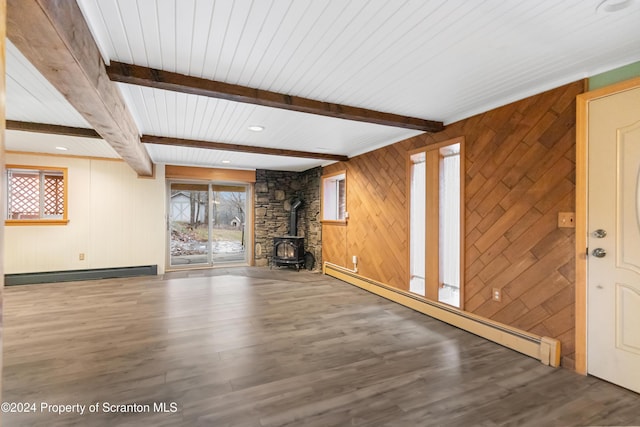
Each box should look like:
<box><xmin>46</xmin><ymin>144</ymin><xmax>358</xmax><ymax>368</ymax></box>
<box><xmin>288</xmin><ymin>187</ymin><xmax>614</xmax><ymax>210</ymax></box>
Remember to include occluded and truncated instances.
<box><xmin>587</xmin><ymin>85</ymin><xmax>640</xmax><ymax>393</ymax></box>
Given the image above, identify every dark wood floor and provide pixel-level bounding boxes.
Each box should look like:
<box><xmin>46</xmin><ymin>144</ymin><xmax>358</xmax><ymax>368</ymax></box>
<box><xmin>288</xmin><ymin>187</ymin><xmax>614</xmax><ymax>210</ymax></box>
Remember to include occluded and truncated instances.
<box><xmin>2</xmin><ymin>267</ymin><xmax>639</xmax><ymax>426</ymax></box>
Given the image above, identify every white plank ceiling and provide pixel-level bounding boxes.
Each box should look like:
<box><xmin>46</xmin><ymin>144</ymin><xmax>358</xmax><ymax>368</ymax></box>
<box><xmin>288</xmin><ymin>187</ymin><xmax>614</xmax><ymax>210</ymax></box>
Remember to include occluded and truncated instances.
<box><xmin>5</xmin><ymin>130</ymin><xmax>120</xmax><ymax>159</ymax></box>
<box><xmin>5</xmin><ymin>40</ymin><xmax>89</xmax><ymax>128</ymax></box>
<box><xmin>5</xmin><ymin>39</ymin><xmax>122</xmax><ymax>160</ymax></box>
<box><xmin>6</xmin><ymin>0</ymin><xmax>640</xmax><ymax>171</ymax></box>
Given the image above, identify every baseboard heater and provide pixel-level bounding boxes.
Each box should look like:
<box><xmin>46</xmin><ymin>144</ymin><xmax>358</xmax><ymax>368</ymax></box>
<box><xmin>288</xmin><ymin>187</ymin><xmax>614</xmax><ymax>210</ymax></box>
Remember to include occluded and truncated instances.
<box><xmin>323</xmin><ymin>262</ymin><xmax>561</xmax><ymax>368</ymax></box>
<box><xmin>5</xmin><ymin>265</ymin><xmax>158</xmax><ymax>286</ymax></box>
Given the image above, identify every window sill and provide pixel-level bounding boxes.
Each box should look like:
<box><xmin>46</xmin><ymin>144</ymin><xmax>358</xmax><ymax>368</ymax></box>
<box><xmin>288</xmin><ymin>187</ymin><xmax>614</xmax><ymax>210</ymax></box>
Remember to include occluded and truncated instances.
<box><xmin>321</xmin><ymin>220</ymin><xmax>347</xmax><ymax>226</ymax></box>
<box><xmin>5</xmin><ymin>219</ymin><xmax>70</xmax><ymax>226</ymax></box>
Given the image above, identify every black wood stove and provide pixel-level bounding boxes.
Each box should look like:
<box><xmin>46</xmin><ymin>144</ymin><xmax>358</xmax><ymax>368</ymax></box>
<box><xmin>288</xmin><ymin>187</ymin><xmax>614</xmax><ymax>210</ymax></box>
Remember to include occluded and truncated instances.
<box><xmin>272</xmin><ymin>199</ymin><xmax>306</xmax><ymax>270</ymax></box>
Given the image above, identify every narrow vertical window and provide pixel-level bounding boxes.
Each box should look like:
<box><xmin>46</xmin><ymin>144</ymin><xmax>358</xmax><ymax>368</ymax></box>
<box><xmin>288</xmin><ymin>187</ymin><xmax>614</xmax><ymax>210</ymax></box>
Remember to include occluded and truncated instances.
<box><xmin>409</xmin><ymin>152</ymin><xmax>426</xmax><ymax>296</ymax></box>
<box><xmin>408</xmin><ymin>139</ymin><xmax>464</xmax><ymax>308</ymax></box>
<box><xmin>438</xmin><ymin>144</ymin><xmax>461</xmax><ymax>307</ymax></box>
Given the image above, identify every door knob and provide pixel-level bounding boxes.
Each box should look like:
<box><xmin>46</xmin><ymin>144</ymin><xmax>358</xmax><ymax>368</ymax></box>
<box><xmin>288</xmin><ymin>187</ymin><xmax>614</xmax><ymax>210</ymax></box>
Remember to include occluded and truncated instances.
<box><xmin>593</xmin><ymin>229</ymin><xmax>607</xmax><ymax>238</ymax></box>
<box><xmin>592</xmin><ymin>248</ymin><xmax>607</xmax><ymax>258</ymax></box>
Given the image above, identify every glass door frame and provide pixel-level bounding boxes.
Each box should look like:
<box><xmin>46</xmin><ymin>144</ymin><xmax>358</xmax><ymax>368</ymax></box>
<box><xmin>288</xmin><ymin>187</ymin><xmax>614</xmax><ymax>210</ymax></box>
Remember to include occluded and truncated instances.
<box><xmin>166</xmin><ymin>179</ymin><xmax>253</xmax><ymax>270</ymax></box>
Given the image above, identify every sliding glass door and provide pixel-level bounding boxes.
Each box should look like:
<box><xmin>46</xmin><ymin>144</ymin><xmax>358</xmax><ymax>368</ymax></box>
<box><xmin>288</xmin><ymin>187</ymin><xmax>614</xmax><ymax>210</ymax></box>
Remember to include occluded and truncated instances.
<box><xmin>211</xmin><ymin>185</ymin><xmax>247</xmax><ymax>264</ymax></box>
<box><xmin>168</xmin><ymin>182</ymin><xmax>249</xmax><ymax>268</ymax></box>
<box><xmin>169</xmin><ymin>183</ymin><xmax>210</xmax><ymax>266</ymax></box>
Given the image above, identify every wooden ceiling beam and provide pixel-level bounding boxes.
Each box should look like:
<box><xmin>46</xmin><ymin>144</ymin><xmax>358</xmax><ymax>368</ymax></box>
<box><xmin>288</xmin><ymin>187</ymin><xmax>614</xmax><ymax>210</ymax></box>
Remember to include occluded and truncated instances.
<box><xmin>108</xmin><ymin>62</ymin><xmax>445</xmax><ymax>133</ymax></box>
<box><xmin>141</xmin><ymin>135</ymin><xmax>349</xmax><ymax>162</ymax></box>
<box><xmin>6</xmin><ymin>120</ymin><xmax>101</xmax><ymax>139</ymax></box>
<box><xmin>7</xmin><ymin>0</ymin><xmax>153</xmax><ymax>176</ymax></box>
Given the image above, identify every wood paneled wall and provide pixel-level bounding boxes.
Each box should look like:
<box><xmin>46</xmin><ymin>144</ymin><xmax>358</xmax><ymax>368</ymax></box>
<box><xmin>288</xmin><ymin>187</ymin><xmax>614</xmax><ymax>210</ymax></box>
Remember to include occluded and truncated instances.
<box><xmin>323</xmin><ymin>80</ymin><xmax>584</xmax><ymax>368</ymax></box>
<box><xmin>324</xmin><ymin>143</ymin><xmax>411</xmax><ymax>291</ymax></box>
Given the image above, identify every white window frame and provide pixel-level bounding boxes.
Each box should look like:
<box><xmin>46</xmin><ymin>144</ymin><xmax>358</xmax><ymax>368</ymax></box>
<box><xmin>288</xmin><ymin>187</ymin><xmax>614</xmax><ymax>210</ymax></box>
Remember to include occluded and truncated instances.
<box><xmin>321</xmin><ymin>171</ymin><xmax>347</xmax><ymax>223</ymax></box>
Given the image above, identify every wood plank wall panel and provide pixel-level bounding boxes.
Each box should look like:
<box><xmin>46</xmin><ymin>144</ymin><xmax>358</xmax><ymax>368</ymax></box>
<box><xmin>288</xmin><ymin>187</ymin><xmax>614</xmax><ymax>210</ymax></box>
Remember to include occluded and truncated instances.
<box><xmin>321</xmin><ymin>224</ymin><xmax>347</xmax><ymax>269</ymax></box>
<box><xmin>322</xmin><ymin>80</ymin><xmax>584</xmax><ymax>368</ymax></box>
<box><xmin>324</xmin><ymin>143</ymin><xmax>411</xmax><ymax>291</ymax></box>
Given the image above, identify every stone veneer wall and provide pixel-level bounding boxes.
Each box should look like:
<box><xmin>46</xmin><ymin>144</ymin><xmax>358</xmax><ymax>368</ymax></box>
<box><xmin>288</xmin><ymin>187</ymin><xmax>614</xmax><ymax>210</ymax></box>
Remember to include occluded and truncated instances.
<box><xmin>254</xmin><ymin>167</ymin><xmax>322</xmax><ymax>269</ymax></box>
<box><xmin>298</xmin><ymin>167</ymin><xmax>322</xmax><ymax>268</ymax></box>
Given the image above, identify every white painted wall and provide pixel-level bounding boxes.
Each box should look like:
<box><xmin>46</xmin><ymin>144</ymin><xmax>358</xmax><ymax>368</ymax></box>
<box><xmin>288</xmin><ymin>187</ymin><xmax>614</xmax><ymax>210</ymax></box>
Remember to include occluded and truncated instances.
<box><xmin>5</xmin><ymin>153</ymin><xmax>166</xmax><ymax>274</ymax></box>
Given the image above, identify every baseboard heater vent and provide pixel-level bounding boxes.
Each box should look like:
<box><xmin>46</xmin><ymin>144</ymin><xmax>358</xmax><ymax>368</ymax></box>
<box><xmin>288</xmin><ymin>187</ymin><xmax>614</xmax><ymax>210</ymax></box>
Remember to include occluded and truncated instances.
<box><xmin>6</xmin><ymin>265</ymin><xmax>158</xmax><ymax>286</ymax></box>
<box><xmin>323</xmin><ymin>262</ymin><xmax>561</xmax><ymax>367</ymax></box>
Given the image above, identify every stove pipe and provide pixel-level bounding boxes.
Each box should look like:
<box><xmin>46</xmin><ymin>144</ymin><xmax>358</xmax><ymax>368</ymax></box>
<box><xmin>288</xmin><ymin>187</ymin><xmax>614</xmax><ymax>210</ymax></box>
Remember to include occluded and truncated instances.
<box><xmin>289</xmin><ymin>198</ymin><xmax>303</xmax><ymax>236</ymax></box>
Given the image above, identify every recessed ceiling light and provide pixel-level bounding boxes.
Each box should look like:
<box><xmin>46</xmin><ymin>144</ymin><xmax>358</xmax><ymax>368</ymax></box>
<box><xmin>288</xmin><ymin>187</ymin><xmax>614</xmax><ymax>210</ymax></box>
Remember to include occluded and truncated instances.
<box><xmin>55</xmin><ymin>146</ymin><xmax>68</xmax><ymax>151</ymax></box>
<box><xmin>248</xmin><ymin>125</ymin><xmax>265</xmax><ymax>132</ymax></box>
<box><xmin>222</xmin><ymin>160</ymin><xmax>231</xmax><ymax>164</ymax></box>
<box><xmin>596</xmin><ymin>0</ymin><xmax>633</xmax><ymax>13</ymax></box>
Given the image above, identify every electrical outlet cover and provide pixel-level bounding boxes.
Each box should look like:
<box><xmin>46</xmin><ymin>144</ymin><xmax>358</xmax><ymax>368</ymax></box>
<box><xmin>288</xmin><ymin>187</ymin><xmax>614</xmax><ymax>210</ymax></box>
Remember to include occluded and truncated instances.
<box><xmin>558</xmin><ymin>212</ymin><xmax>576</xmax><ymax>228</ymax></box>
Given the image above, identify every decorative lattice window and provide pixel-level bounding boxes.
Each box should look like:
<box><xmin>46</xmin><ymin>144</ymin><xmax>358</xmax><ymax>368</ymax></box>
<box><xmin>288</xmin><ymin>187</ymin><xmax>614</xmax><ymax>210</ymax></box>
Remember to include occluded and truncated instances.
<box><xmin>44</xmin><ymin>174</ymin><xmax>65</xmax><ymax>215</ymax></box>
<box><xmin>6</xmin><ymin>166</ymin><xmax>68</xmax><ymax>225</ymax></box>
